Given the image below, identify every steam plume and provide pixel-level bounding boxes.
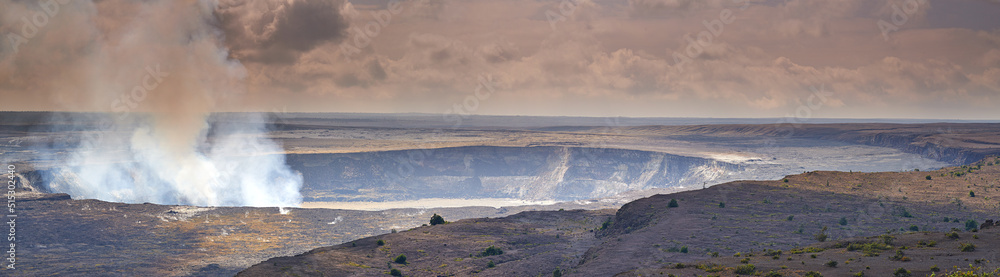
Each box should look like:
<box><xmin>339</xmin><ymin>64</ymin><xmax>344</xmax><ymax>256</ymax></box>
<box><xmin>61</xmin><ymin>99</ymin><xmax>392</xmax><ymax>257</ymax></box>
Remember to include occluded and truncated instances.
<box><xmin>0</xmin><ymin>0</ymin><xmax>350</xmax><ymax>206</ymax></box>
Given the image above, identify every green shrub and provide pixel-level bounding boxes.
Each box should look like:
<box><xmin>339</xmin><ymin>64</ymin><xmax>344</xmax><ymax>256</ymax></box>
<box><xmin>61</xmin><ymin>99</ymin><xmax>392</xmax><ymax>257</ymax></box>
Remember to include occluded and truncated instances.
<box><xmin>390</xmin><ymin>268</ymin><xmax>402</xmax><ymax>276</ymax></box>
<box><xmin>970</xmin><ymin>191</ymin><xmax>976</xmax><ymax>197</ymax></box>
<box><xmin>909</xmin><ymin>225</ymin><xmax>919</xmax><ymax>231</ymax></box>
<box><xmin>880</xmin><ymin>234</ymin><xmax>895</xmax><ymax>245</ymax></box>
<box><xmin>890</xmin><ymin>249</ymin><xmax>906</xmax><ymax>261</ymax></box>
<box><xmin>487</xmin><ymin>260</ymin><xmax>495</xmax><ymax>268</ymax></box>
<box><xmin>960</xmin><ymin>243</ymin><xmax>976</xmax><ymax>252</ymax></box>
<box><xmin>839</xmin><ymin>217</ymin><xmax>848</xmax><ymax>226</ymax></box>
<box><xmin>480</xmin><ymin>245</ymin><xmax>504</xmax><ymax>257</ymax></box>
<box><xmin>763</xmin><ymin>271</ymin><xmax>782</xmax><ymax>277</ymax></box>
<box><xmin>695</xmin><ymin>263</ymin><xmax>725</xmax><ymax>273</ymax></box>
<box><xmin>947</xmin><ymin>231</ymin><xmax>960</xmax><ymax>239</ymax></box>
<box><xmin>898</xmin><ymin>207</ymin><xmax>913</xmax><ymax>218</ymax></box>
<box><xmin>893</xmin><ymin>267</ymin><xmax>911</xmax><ymax>277</ymax></box>
<box><xmin>787</xmin><ymin>215</ymin><xmax>794</xmax><ymax>221</ymax></box>
<box><xmin>825</xmin><ymin>260</ymin><xmax>838</xmax><ymax>267</ymax></box>
<box><xmin>966</xmin><ymin>220</ymin><xmax>980</xmax><ymax>231</ymax></box>
<box><xmin>377</xmin><ymin>239</ymin><xmax>386</xmax><ymax>246</ymax></box>
<box><xmin>553</xmin><ymin>268</ymin><xmax>562</xmax><ymax>277</ymax></box>
<box><xmin>719</xmin><ymin>202</ymin><xmax>725</xmax><ymax>208</ymax></box>
<box><xmin>815</xmin><ymin>227</ymin><xmax>828</xmax><ymax>242</ymax></box>
<box><xmin>430</xmin><ymin>213</ymin><xmax>446</xmax><ymax>225</ymax></box>
<box><xmin>740</xmin><ymin>258</ymin><xmax>750</xmax><ymax>264</ymax></box>
<box><xmin>926</xmin><ymin>175</ymin><xmax>932</xmax><ymax>180</ymax></box>
<box><xmin>846</xmin><ymin>241</ymin><xmax>892</xmax><ymax>257</ymax></box>
<box><xmin>394</xmin><ymin>254</ymin><xmax>407</xmax><ymax>264</ymax></box>
<box><xmin>733</xmin><ymin>264</ymin><xmax>756</xmax><ymax>275</ymax></box>
<box><xmin>668</xmin><ymin>199</ymin><xmax>679</xmax><ymax>208</ymax></box>
<box><xmin>680</xmin><ymin>246</ymin><xmax>688</xmax><ymax>253</ymax></box>
<box><xmin>930</xmin><ymin>265</ymin><xmax>940</xmax><ymax>272</ymax></box>
<box><xmin>804</xmin><ymin>271</ymin><xmax>822</xmax><ymax>277</ymax></box>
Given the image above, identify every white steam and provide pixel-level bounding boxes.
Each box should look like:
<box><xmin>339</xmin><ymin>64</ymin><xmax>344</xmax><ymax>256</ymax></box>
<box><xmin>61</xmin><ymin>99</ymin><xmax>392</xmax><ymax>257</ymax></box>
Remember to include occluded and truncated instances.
<box><xmin>48</xmin><ymin>114</ymin><xmax>303</xmax><ymax>207</ymax></box>
<box><xmin>2</xmin><ymin>1</ymin><xmax>303</xmax><ymax>207</ymax></box>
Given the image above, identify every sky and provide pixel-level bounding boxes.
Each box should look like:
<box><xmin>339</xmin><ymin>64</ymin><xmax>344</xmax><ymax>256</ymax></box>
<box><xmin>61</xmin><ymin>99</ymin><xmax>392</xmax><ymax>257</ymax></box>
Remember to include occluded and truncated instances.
<box><xmin>1</xmin><ymin>0</ymin><xmax>999</xmax><ymax>119</ymax></box>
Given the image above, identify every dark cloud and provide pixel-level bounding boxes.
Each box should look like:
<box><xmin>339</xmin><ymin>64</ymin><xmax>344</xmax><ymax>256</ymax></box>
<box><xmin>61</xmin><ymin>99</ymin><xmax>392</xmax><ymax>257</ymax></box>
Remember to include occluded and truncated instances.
<box><xmin>214</xmin><ymin>0</ymin><xmax>350</xmax><ymax>64</ymax></box>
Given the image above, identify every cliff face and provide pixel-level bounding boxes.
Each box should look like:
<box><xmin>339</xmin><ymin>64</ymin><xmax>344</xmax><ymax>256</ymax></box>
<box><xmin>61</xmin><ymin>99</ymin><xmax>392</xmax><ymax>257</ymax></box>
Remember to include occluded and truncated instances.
<box><xmin>237</xmin><ymin>157</ymin><xmax>1000</xmax><ymax>277</ymax></box>
<box><xmin>837</xmin><ymin>132</ymin><xmax>987</xmax><ymax>165</ymax></box>
<box><xmin>617</xmin><ymin>123</ymin><xmax>1000</xmax><ymax>165</ymax></box>
<box><xmin>287</xmin><ymin>146</ymin><xmax>742</xmax><ymax>202</ymax></box>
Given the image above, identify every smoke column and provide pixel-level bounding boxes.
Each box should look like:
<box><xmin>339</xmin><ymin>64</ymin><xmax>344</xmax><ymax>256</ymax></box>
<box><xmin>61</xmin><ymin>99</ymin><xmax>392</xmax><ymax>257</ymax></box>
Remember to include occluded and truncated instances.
<box><xmin>0</xmin><ymin>1</ymin><xmax>318</xmax><ymax>206</ymax></box>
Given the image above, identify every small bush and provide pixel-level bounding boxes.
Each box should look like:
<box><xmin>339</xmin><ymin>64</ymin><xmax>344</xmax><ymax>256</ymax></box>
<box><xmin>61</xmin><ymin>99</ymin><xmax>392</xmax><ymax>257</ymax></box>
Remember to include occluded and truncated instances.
<box><xmin>668</xmin><ymin>199</ymin><xmax>679</xmax><ymax>208</ymax></box>
<box><xmin>553</xmin><ymin>269</ymin><xmax>562</xmax><ymax>277</ymax></box>
<box><xmin>890</xmin><ymin>249</ymin><xmax>906</xmax><ymax>261</ymax></box>
<box><xmin>804</xmin><ymin>271</ymin><xmax>822</xmax><ymax>277</ymax></box>
<box><xmin>763</xmin><ymin>271</ymin><xmax>782</xmax><ymax>277</ymax></box>
<box><xmin>783</xmin><ymin>178</ymin><xmax>789</xmax><ymax>183</ymax></box>
<box><xmin>680</xmin><ymin>246</ymin><xmax>688</xmax><ymax>253</ymax></box>
<box><xmin>898</xmin><ymin>208</ymin><xmax>913</xmax><ymax>218</ymax></box>
<box><xmin>946</xmin><ymin>231</ymin><xmax>960</xmax><ymax>239</ymax></box>
<box><xmin>970</xmin><ymin>191</ymin><xmax>976</xmax><ymax>197</ymax></box>
<box><xmin>787</xmin><ymin>215</ymin><xmax>794</xmax><ymax>221</ymax></box>
<box><xmin>740</xmin><ymin>258</ymin><xmax>750</xmax><ymax>264</ymax></box>
<box><xmin>893</xmin><ymin>267</ymin><xmax>911</xmax><ymax>277</ymax></box>
<box><xmin>480</xmin><ymin>245</ymin><xmax>504</xmax><ymax>257</ymax></box>
<box><xmin>815</xmin><ymin>227</ymin><xmax>828</xmax><ymax>242</ymax></box>
<box><xmin>880</xmin><ymin>234</ymin><xmax>895</xmax><ymax>245</ymax></box>
<box><xmin>959</xmin><ymin>243</ymin><xmax>976</xmax><ymax>252</ymax></box>
<box><xmin>908</xmin><ymin>225</ymin><xmax>919</xmax><ymax>232</ymax></box>
<box><xmin>926</xmin><ymin>240</ymin><xmax>937</xmax><ymax>247</ymax></box>
<box><xmin>966</xmin><ymin>220</ymin><xmax>980</xmax><ymax>231</ymax></box>
<box><xmin>394</xmin><ymin>254</ymin><xmax>407</xmax><ymax>264</ymax></box>
<box><xmin>926</xmin><ymin>175</ymin><xmax>932</xmax><ymax>180</ymax></box>
<box><xmin>719</xmin><ymin>202</ymin><xmax>725</xmax><ymax>208</ymax></box>
<box><xmin>377</xmin><ymin>239</ymin><xmax>386</xmax><ymax>246</ymax></box>
<box><xmin>486</xmin><ymin>261</ymin><xmax>495</xmax><ymax>268</ymax></box>
<box><xmin>733</xmin><ymin>264</ymin><xmax>756</xmax><ymax>275</ymax></box>
<box><xmin>430</xmin><ymin>213</ymin><xmax>446</xmax><ymax>225</ymax></box>
<box><xmin>839</xmin><ymin>217</ymin><xmax>848</xmax><ymax>226</ymax></box>
<box><xmin>825</xmin><ymin>260</ymin><xmax>838</xmax><ymax>267</ymax></box>
<box><xmin>930</xmin><ymin>265</ymin><xmax>940</xmax><ymax>272</ymax></box>
<box><xmin>390</xmin><ymin>268</ymin><xmax>402</xmax><ymax>276</ymax></box>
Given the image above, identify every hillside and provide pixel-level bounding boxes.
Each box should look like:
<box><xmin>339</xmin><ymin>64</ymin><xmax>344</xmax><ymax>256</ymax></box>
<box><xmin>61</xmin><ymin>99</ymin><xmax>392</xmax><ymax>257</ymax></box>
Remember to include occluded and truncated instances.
<box><xmin>239</xmin><ymin>157</ymin><xmax>1000</xmax><ymax>276</ymax></box>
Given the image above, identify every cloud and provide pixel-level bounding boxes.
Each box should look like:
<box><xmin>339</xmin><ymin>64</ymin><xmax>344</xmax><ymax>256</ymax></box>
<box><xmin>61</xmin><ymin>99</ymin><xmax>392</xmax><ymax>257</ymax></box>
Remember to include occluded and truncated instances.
<box><xmin>214</xmin><ymin>0</ymin><xmax>351</xmax><ymax>64</ymax></box>
<box><xmin>1</xmin><ymin>0</ymin><xmax>999</xmax><ymax>119</ymax></box>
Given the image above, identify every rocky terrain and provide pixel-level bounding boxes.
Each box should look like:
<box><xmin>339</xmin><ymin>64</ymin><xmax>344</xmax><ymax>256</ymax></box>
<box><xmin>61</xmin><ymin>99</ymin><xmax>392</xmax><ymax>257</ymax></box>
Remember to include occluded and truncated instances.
<box><xmin>239</xmin><ymin>156</ymin><xmax>1000</xmax><ymax>276</ymax></box>
<box><xmin>3</xmin><ymin>113</ymin><xmax>1000</xmax><ymax>276</ymax></box>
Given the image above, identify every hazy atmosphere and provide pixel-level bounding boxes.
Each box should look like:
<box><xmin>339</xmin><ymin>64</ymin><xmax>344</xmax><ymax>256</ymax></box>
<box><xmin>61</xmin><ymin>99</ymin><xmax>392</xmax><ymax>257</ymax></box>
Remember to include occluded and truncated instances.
<box><xmin>2</xmin><ymin>0</ymin><xmax>1000</xmax><ymax>118</ymax></box>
